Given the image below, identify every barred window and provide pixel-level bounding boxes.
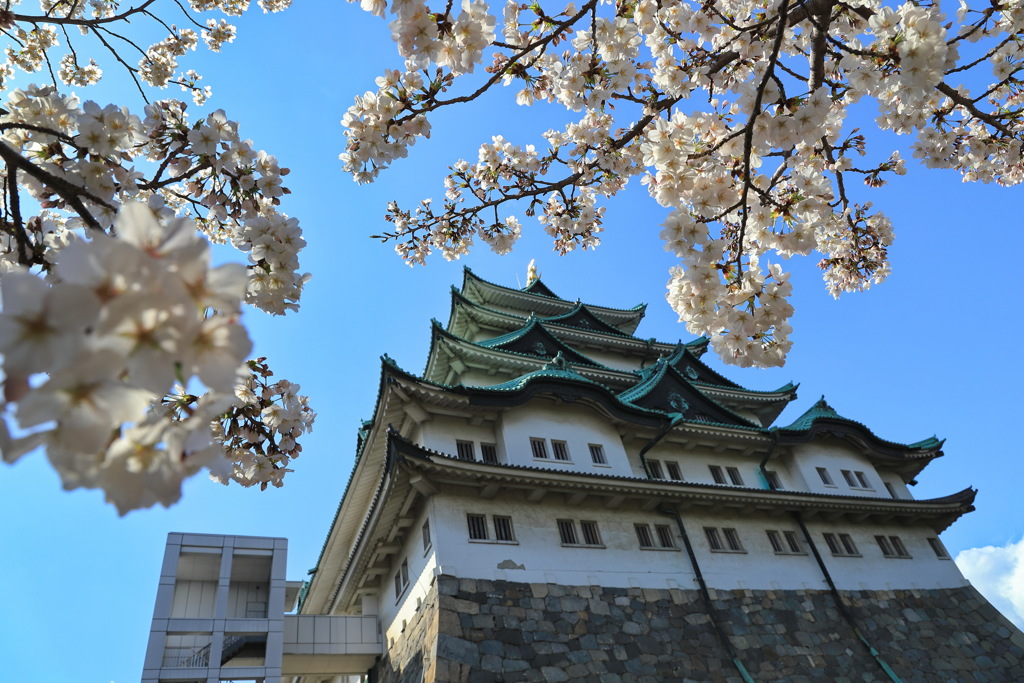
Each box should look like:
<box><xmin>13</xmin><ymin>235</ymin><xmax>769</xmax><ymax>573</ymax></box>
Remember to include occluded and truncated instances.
<box><xmin>764</xmin><ymin>470</ymin><xmax>782</xmax><ymax>489</ymax></box>
<box><xmin>823</xmin><ymin>533</ymin><xmax>841</xmax><ymax>555</ymax></box>
<box><xmin>928</xmin><ymin>538</ymin><xmax>950</xmax><ymax>559</ymax></box>
<box><xmin>878</xmin><ymin>535</ymin><xmax>910</xmax><ymax>558</ymax></box>
<box><xmin>826</xmin><ymin>532</ymin><xmax>860</xmax><ymax>556</ymax></box>
<box><xmin>784</xmin><ymin>531</ymin><xmax>802</xmax><ymax>553</ymax></box>
<box><xmin>580</xmin><ymin>521</ymin><xmax>602</xmax><ymax>546</ymax></box>
<box><xmin>557</xmin><ymin>519</ymin><xmax>578</xmax><ymax>545</ymax></box>
<box><xmin>481</xmin><ymin>443</ymin><xmax>498</xmax><ymax>464</ymax></box>
<box><xmin>817</xmin><ymin>467</ymin><xmax>835</xmax><ymax>486</ymax></box>
<box><xmin>530</xmin><ymin>438</ymin><xmax>548</xmax><ymax>459</ymax></box>
<box><xmin>727</xmin><ymin>467</ymin><xmax>744</xmax><ymax>486</ymax></box>
<box><xmin>767</xmin><ymin>530</ymin><xmax>784</xmax><ymax>553</ymax></box>
<box><xmin>709</xmin><ymin>465</ymin><xmax>726</xmax><ymax>484</ymax></box>
<box><xmin>655</xmin><ymin>524</ymin><xmax>675</xmax><ymax>548</ymax></box>
<box><xmin>705</xmin><ymin>527</ymin><xmax>723</xmax><ymax>551</ymax></box>
<box><xmin>855</xmin><ymin>471</ymin><xmax>871</xmax><ymax>489</ymax></box>
<box><xmin>666</xmin><ymin>462</ymin><xmax>682</xmax><ymax>481</ymax></box>
<box><xmin>467</xmin><ymin>514</ymin><xmax>488</xmax><ymax>540</ymax></box>
<box><xmin>588</xmin><ymin>444</ymin><xmax>606</xmax><ymax>464</ymax></box>
<box><xmin>422</xmin><ymin>520</ymin><xmax>431</xmax><ymax>551</ymax></box>
<box><xmin>840</xmin><ymin>534</ymin><xmax>859</xmax><ymax>556</ymax></box>
<box><xmin>635</xmin><ymin>524</ymin><xmax>654</xmax><ymax>548</ymax></box>
<box><xmin>723</xmin><ymin>528</ymin><xmax>743</xmax><ymax>551</ymax></box>
<box><xmin>456</xmin><ymin>440</ymin><xmax>475</xmax><ymax>461</ymax></box>
<box><xmin>648</xmin><ymin>460</ymin><xmax>664</xmax><ymax>479</ymax></box>
<box><xmin>552</xmin><ymin>440</ymin><xmax>570</xmax><ymax>461</ymax></box>
<box><xmin>842</xmin><ymin>469</ymin><xmax>858</xmax><ymax>487</ymax></box>
<box><xmin>875</xmin><ymin>535</ymin><xmax>894</xmax><ymax>557</ymax></box>
<box><xmin>493</xmin><ymin>516</ymin><xmax>515</xmax><ymax>542</ymax></box>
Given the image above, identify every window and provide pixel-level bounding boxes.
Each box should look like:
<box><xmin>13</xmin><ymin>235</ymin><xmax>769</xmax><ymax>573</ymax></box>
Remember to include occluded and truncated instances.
<box><xmin>493</xmin><ymin>516</ymin><xmax>515</xmax><ymax>542</ymax></box>
<box><xmin>530</xmin><ymin>438</ymin><xmax>549</xmax><ymax>459</ymax></box>
<box><xmin>580</xmin><ymin>521</ymin><xmax>602</xmax><ymax>546</ymax></box>
<box><xmin>841</xmin><ymin>469</ymin><xmax>858</xmax><ymax>487</ymax></box>
<box><xmin>666</xmin><ymin>462</ymin><xmax>682</xmax><ymax>481</ymax></box>
<box><xmin>764</xmin><ymin>470</ymin><xmax>783</xmax><ymax>489</ymax></box>
<box><xmin>709</xmin><ymin>465</ymin><xmax>726</xmax><ymax>484</ymax></box>
<box><xmin>394</xmin><ymin>558</ymin><xmax>410</xmax><ymax>598</ymax></box>
<box><xmin>552</xmin><ymin>440</ymin><xmax>571</xmax><ymax>461</ymax></box>
<box><xmin>875</xmin><ymin>535</ymin><xmax>893</xmax><ymax>556</ymax></box>
<box><xmin>635</xmin><ymin>524</ymin><xmax>655</xmax><ymax>548</ymax></box>
<box><xmin>636</xmin><ymin>523</ymin><xmax>676</xmax><ymax>549</ymax></box>
<box><xmin>705</xmin><ymin>527</ymin><xmax>743</xmax><ymax>552</ymax></box>
<box><xmin>726</xmin><ymin>467</ymin><xmax>744</xmax><ymax>486</ymax></box>
<box><xmin>876</xmin><ymin>535</ymin><xmax>910</xmax><ymax>558</ymax></box>
<box><xmin>824</xmin><ymin>532</ymin><xmax>860</xmax><ymax>557</ymax></box>
<box><xmin>884</xmin><ymin>482</ymin><xmax>898</xmax><ymax>499</ymax></box>
<box><xmin>648</xmin><ymin>460</ymin><xmax>664</xmax><ymax>479</ymax></box>
<box><xmin>588</xmin><ymin>444</ymin><xmax>606</xmax><ymax>465</ymax></box>
<box><xmin>855</xmin><ymin>471</ymin><xmax>871</xmax><ymax>489</ymax></box>
<box><xmin>481</xmin><ymin>443</ymin><xmax>498</xmax><ymax>464</ymax></box>
<box><xmin>767</xmin><ymin>530</ymin><xmax>784</xmax><ymax>553</ymax></box>
<box><xmin>557</xmin><ymin>519</ymin><xmax>578</xmax><ymax>545</ymax></box>
<box><xmin>467</xmin><ymin>514</ymin><xmax>488</xmax><ymax>540</ymax></box>
<box><xmin>817</xmin><ymin>467</ymin><xmax>835</xmax><ymax>486</ymax></box>
<box><xmin>928</xmin><ymin>537</ymin><xmax>950</xmax><ymax>559</ymax></box>
<box><xmin>784</xmin><ymin>531</ymin><xmax>802</xmax><ymax>554</ymax></box>
<box><xmin>422</xmin><ymin>520</ymin><xmax>431</xmax><ymax>551</ymax></box>
<box><xmin>456</xmin><ymin>440</ymin><xmax>475</xmax><ymax>461</ymax></box>
<box><xmin>558</xmin><ymin>519</ymin><xmax>602</xmax><ymax>547</ymax></box>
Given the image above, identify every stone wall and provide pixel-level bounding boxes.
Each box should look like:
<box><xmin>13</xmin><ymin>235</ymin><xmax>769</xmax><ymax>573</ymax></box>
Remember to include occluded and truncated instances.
<box><xmin>377</xmin><ymin>575</ymin><xmax>1024</xmax><ymax>682</ymax></box>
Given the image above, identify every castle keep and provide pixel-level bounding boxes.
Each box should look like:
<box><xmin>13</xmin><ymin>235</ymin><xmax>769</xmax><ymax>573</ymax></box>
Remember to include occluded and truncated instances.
<box><xmin>143</xmin><ymin>269</ymin><xmax>1024</xmax><ymax>682</ymax></box>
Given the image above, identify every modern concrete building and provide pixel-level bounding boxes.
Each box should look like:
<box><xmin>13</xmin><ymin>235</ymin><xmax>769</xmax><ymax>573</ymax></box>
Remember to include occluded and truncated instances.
<box><xmin>144</xmin><ymin>269</ymin><xmax>1024</xmax><ymax>682</ymax></box>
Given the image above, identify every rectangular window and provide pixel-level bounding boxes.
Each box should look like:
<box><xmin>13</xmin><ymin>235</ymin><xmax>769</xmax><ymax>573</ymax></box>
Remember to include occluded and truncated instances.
<box><xmin>724</xmin><ymin>528</ymin><xmax>743</xmax><ymax>551</ymax></box>
<box><xmin>841</xmin><ymin>469</ymin><xmax>858</xmax><ymax>487</ymax></box>
<box><xmin>394</xmin><ymin>572</ymin><xmax>403</xmax><ymax>598</ymax></box>
<box><xmin>552</xmin><ymin>440</ymin><xmax>570</xmax><ymax>461</ymax></box>
<box><xmin>767</xmin><ymin>530</ymin><xmax>784</xmax><ymax>553</ymax></box>
<box><xmin>666</xmin><ymin>462</ymin><xmax>682</xmax><ymax>481</ymax></box>
<box><xmin>884</xmin><ymin>482</ymin><xmax>898</xmax><ymax>499</ymax></box>
<box><xmin>401</xmin><ymin>559</ymin><xmax>409</xmax><ymax>586</ymax></box>
<box><xmin>422</xmin><ymin>520</ymin><xmax>431</xmax><ymax>551</ymax></box>
<box><xmin>456</xmin><ymin>440</ymin><xmax>475</xmax><ymax>461</ymax></box>
<box><xmin>840</xmin><ymin>534</ymin><xmax>859</xmax><ymax>556</ymax></box>
<box><xmin>727</xmin><ymin>467</ymin><xmax>744</xmax><ymax>486</ymax></box>
<box><xmin>817</xmin><ymin>467</ymin><xmax>835</xmax><ymax>486</ymax></box>
<box><xmin>765</xmin><ymin>470</ymin><xmax>783</xmax><ymax>489</ymax></box>
<box><xmin>928</xmin><ymin>538</ymin><xmax>950</xmax><ymax>559</ymax></box>
<box><xmin>588</xmin><ymin>444</ymin><xmax>606</xmax><ymax>464</ymax></box>
<box><xmin>784</xmin><ymin>531</ymin><xmax>802</xmax><ymax>554</ymax></box>
<box><xmin>890</xmin><ymin>536</ymin><xmax>909</xmax><ymax>558</ymax></box>
<box><xmin>580</xmin><ymin>521</ymin><xmax>602</xmax><ymax>546</ymax></box>
<box><xmin>855</xmin><ymin>471</ymin><xmax>871</xmax><ymax>489</ymax></box>
<box><xmin>648</xmin><ymin>460</ymin><xmax>664</xmax><ymax>479</ymax></box>
<box><xmin>467</xmin><ymin>513</ymin><xmax>488</xmax><ymax>540</ymax></box>
<box><xmin>493</xmin><ymin>516</ymin><xmax>515</xmax><ymax>542</ymax></box>
<box><xmin>709</xmin><ymin>465</ymin><xmax>726</xmax><ymax>484</ymax></box>
<box><xmin>635</xmin><ymin>524</ymin><xmax>654</xmax><ymax>548</ymax></box>
<box><xmin>481</xmin><ymin>443</ymin><xmax>498</xmax><ymax>464</ymax></box>
<box><xmin>530</xmin><ymin>438</ymin><xmax>548</xmax><ymax>459</ymax></box>
<box><xmin>395</xmin><ymin>558</ymin><xmax>410</xmax><ymax>599</ymax></box>
<box><xmin>823</xmin><ymin>533</ymin><xmax>841</xmax><ymax>555</ymax></box>
<box><xmin>875</xmin><ymin>535</ymin><xmax>894</xmax><ymax>557</ymax></box>
<box><xmin>705</xmin><ymin>527</ymin><xmax>723</xmax><ymax>551</ymax></box>
<box><xmin>557</xmin><ymin>519</ymin><xmax>578</xmax><ymax>545</ymax></box>
<box><xmin>656</xmin><ymin>524</ymin><xmax>675</xmax><ymax>548</ymax></box>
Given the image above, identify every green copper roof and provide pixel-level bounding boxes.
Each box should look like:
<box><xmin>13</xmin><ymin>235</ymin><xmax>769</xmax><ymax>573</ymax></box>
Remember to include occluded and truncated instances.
<box><xmin>783</xmin><ymin>396</ymin><xmax>843</xmax><ymax>431</ymax></box>
<box><xmin>485</xmin><ymin>353</ymin><xmax>610</xmax><ymax>392</ymax></box>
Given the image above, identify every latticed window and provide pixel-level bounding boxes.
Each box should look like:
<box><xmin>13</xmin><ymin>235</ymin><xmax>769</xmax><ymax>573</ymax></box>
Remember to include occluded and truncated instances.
<box><xmin>493</xmin><ymin>516</ymin><xmax>515</xmax><ymax>542</ymax></box>
<box><xmin>767</xmin><ymin>530</ymin><xmax>784</xmax><ymax>553</ymax></box>
<box><xmin>666</xmin><ymin>462</ymin><xmax>682</xmax><ymax>481</ymax></box>
<box><xmin>647</xmin><ymin>460</ymin><xmax>664</xmax><ymax>479</ymax></box>
<box><xmin>855</xmin><ymin>471</ymin><xmax>871</xmax><ymax>488</ymax></box>
<box><xmin>530</xmin><ymin>438</ymin><xmax>548</xmax><ymax>459</ymax></box>
<box><xmin>456</xmin><ymin>440</ymin><xmax>475</xmax><ymax>461</ymax></box>
<box><xmin>635</xmin><ymin>524</ymin><xmax>654</xmax><ymax>548</ymax></box>
<box><xmin>928</xmin><ymin>538</ymin><xmax>950</xmax><ymax>559</ymax></box>
<box><xmin>723</xmin><ymin>528</ymin><xmax>743</xmax><ymax>551</ymax></box>
<box><xmin>557</xmin><ymin>519</ymin><xmax>577</xmax><ymax>545</ymax></box>
<box><xmin>655</xmin><ymin>524</ymin><xmax>675</xmax><ymax>548</ymax></box>
<box><xmin>552</xmin><ymin>440</ymin><xmax>570</xmax><ymax>461</ymax></box>
<box><xmin>709</xmin><ymin>465</ymin><xmax>726</xmax><ymax>484</ymax></box>
<box><xmin>784</xmin><ymin>531</ymin><xmax>802</xmax><ymax>553</ymax></box>
<box><xmin>580</xmin><ymin>521</ymin><xmax>602</xmax><ymax>546</ymax></box>
<box><xmin>704</xmin><ymin>527</ymin><xmax>723</xmax><ymax>551</ymax></box>
<box><xmin>726</xmin><ymin>467</ymin><xmax>744</xmax><ymax>486</ymax></box>
<box><xmin>765</xmin><ymin>470</ymin><xmax>782</xmax><ymax>489</ymax></box>
<box><xmin>467</xmin><ymin>514</ymin><xmax>488</xmax><ymax>540</ymax></box>
<box><xmin>481</xmin><ymin>443</ymin><xmax>498</xmax><ymax>464</ymax></box>
<box><xmin>877</xmin><ymin>535</ymin><xmax>910</xmax><ymax>558</ymax></box>
<box><xmin>825</xmin><ymin>532</ymin><xmax>859</xmax><ymax>556</ymax></box>
<box><xmin>422</xmin><ymin>520</ymin><xmax>431</xmax><ymax>550</ymax></box>
<box><xmin>842</xmin><ymin>469</ymin><xmax>858</xmax><ymax>487</ymax></box>
<box><xmin>589</xmin><ymin>444</ymin><xmax>606</xmax><ymax>464</ymax></box>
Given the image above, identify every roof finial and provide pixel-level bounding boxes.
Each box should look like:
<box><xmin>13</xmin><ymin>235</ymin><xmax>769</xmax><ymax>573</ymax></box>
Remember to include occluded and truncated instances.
<box><xmin>526</xmin><ymin>259</ymin><xmax>540</xmax><ymax>286</ymax></box>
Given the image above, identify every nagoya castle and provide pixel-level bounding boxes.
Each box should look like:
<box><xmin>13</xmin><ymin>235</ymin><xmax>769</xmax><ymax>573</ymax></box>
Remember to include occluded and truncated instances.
<box><xmin>142</xmin><ymin>268</ymin><xmax>1024</xmax><ymax>682</ymax></box>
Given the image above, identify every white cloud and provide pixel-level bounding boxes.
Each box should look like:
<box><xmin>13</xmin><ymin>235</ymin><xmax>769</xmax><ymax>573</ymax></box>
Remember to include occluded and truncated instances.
<box><xmin>955</xmin><ymin>536</ymin><xmax>1024</xmax><ymax>630</ymax></box>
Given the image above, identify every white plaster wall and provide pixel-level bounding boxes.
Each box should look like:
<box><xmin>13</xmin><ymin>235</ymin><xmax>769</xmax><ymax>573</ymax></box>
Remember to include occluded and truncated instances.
<box><xmin>576</xmin><ymin>348</ymin><xmax>643</xmax><ymax>373</ymax></box>
<box><xmin>790</xmin><ymin>442</ymin><xmax>888</xmax><ymax>498</ymax></box>
<box><xmin>380</xmin><ymin>505</ymin><xmax>436</xmax><ymax>645</ymax></box>
<box><xmin>430</xmin><ymin>494</ymin><xmax>697</xmax><ymax>590</ymax></box>
<box><xmin>418</xmin><ymin>415</ymin><xmax>498</xmax><ymax>460</ymax></box>
<box><xmin>498</xmin><ymin>401</ymin><xmax>631</xmax><ymax>475</ymax></box>
<box><xmin>801</xmin><ymin>519</ymin><xmax>967</xmax><ymax>590</ymax></box>
<box><xmin>646</xmin><ymin>442</ymin><xmax>766</xmax><ymax>490</ymax></box>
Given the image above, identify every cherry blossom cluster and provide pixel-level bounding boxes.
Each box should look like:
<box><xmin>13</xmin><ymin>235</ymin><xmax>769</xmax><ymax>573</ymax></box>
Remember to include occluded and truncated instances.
<box><xmin>344</xmin><ymin>0</ymin><xmax>1024</xmax><ymax>367</ymax></box>
<box><xmin>0</xmin><ymin>1</ymin><xmax>312</xmax><ymax>512</ymax></box>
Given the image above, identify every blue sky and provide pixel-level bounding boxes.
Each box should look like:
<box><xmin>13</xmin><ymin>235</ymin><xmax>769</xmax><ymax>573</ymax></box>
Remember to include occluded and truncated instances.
<box><xmin>0</xmin><ymin>4</ymin><xmax>1022</xmax><ymax>682</ymax></box>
